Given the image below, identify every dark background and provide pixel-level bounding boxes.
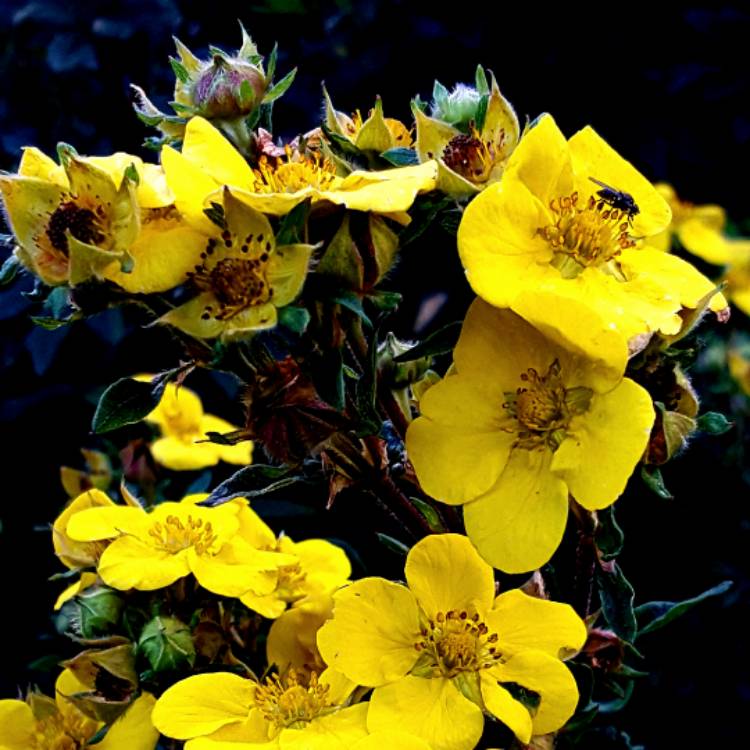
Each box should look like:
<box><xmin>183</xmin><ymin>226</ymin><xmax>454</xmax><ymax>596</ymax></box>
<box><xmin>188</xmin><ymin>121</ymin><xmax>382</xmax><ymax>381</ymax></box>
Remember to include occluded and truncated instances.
<box><xmin>0</xmin><ymin>2</ymin><xmax>748</xmax><ymax>747</ymax></box>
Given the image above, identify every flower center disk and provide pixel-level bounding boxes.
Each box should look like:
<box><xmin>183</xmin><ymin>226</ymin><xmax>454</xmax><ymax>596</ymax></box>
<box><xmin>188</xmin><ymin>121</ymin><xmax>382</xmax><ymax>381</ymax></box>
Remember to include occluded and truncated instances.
<box><xmin>254</xmin><ymin>670</ymin><xmax>333</xmax><ymax>730</ymax></box>
<box><xmin>252</xmin><ymin>147</ymin><xmax>338</xmax><ymax>194</ymax></box>
<box><xmin>538</xmin><ymin>190</ymin><xmax>636</xmax><ymax>277</ymax></box>
<box><xmin>46</xmin><ymin>200</ymin><xmax>104</xmax><ymax>255</ymax></box>
<box><xmin>147</xmin><ymin>514</ymin><xmax>218</xmax><ymax>556</ymax></box>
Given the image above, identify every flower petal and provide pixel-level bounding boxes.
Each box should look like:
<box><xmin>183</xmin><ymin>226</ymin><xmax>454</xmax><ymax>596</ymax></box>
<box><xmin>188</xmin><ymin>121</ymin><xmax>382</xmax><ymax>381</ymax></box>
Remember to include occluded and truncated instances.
<box><xmin>181</xmin><ymin>117</ymin><xmax>255</xmax><ymax>188</ymax></box>
<box><xmin>479</xmin><ymin>673</ymin><xmax>532</xmax><ymax>744</ymax></box>
<box><xmin>486</xmin><ymin>589</ymin><xmax>586</xmax><ymax>658</ymax></box>
<box><xmin>317</xmin><ymin>578</ymin><xmax>421</xmax><ymax>687</ymax></box>
<box><xmin>404</xmin><ymin>534</ymin><xmax>494</xmax><ymax>618</ymax></box>
<box><xmin>65</xmin><ymin>505</ymin><xmax>148</xmax><ymax>542</ymax></box>
<box><xmin>463</xmin><ymin>449</ymin><xmax>569</xmax><ymax>574</ymax></box>
<box><xmin>97</xmin><ymin>537</ymin><xmax>190</xmax><ymax>590</ymax></box>
<box><xmin>188</xmin><ymin>547</ymin><xmax>279</xmax><ymax>598</ymax></box>
<box><xmin>279</xmin><ymin>703</ymin><xmax>368</xmax><ymax>750</ymax></box>
<box><xmin>200</xmin><ymin>415</ymin><xmax>253</xmax><ymax>466</ymax></box>
<box><xmin>368</xmin><ymin>676</ymin><xmax>483</xmax><ymax>750</ymax></box>
<box><xmin>97</xmin><ymin>693</ymin><xmax>159</xmax><ymax>750</ymax></box>
<box><xmin>151</xmin><ymin>673</ymin><xmax>255</xmax><ymax>740</ymax></box>
<box><xmin>158</xmin><ymin>293</ymin><xmax>228</xmax><ymax>339</ymax></box>
<box><xmin>352</xmin><ymin>731</ymin><xmax>432</xmax><ymax>750</ymax></box>
<box><xmin>491</xmin><ymin>650</ymin><xmax>579</xmax><ymax>735</ymax></box>
<box><xmin>19</xmin><ymin>146</ymin><xmax>67</xmax><ymax>186</ymax></box>
<box><xmin>267</xmin><ymin>243</ymin><xmax>313</xmax><ymax>307</ymax></box>
<box><xmin>551</xmin><ymin>378</ymin><xmax>654</xmax><ymax>510</ymax></box>
<box><xmin>151</xmin><ymin>435</ymin><xmax>221</xmax><ymax>471</ymax></box>
<box><xmin>0</xmin><ymin>700</ymin><xmax>35</xmax><ymax>749</ymax></box>
<box><xmin>568</xmin><ymin>125</ymin><xmax>671</xmax><ymax>237</ymax></box>
<box><xmin>293</xmin><ymin>539</ymin><xmax>351</xmax><ymax>596</ymax></box>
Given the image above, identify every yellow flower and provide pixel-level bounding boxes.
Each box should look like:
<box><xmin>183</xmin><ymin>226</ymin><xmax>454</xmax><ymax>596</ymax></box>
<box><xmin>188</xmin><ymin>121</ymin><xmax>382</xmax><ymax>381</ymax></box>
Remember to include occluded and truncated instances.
<box><xmin>156</xmin><ymin>187</ymin><xmax>313</xmax><ymax>339</ymax></box>
<box><xmin>235</xmin><ymin>510</ymin><xmax>351</xmax><ymax>618</ymax></box>
<box><xmin>151</xmin><ymin>667</ymin><xmax>366</xmax><ymax>749</ymax></box>
<box><xmin>0</xmin><ymin>668</ymin><xmax>157</xmax><ymax>750</ymax></box>
<box><xmin>322</xmin><ymin>87</ymin><xmax>413</xmax><ymax>152</ymax></box>
<box><xmin>53</xmin><ymin>488</ymin><xmax>116</xmax><ymax>569</ymax></box>
<box><xmin>458</xmin><ymin>115</ymin><xmax>728</xmax><ymax>340</ymax></box>
<box><xmin>0</xmin><ymin>147</ymin><xmax>144</xmax><ymax>285</ymax></box>
<box><xmin>405</xmin><ymin>297</ymin><xmax>655</xmax><ymax>573</ymax></box>
<box><xmin>141</xmin><ymin>379</ymin><xmax>252</xmax><ymax>470</ymax></box>
<box><xmin>65</xmin><ymin>494</ymin><xmax>294</xmax><ymax>596</ymax></box>
<box><xmin>653</xmin><ymin>183</ymin><xmax>750</xmax><ymax>265</ymax></box>
<box><xmin>317</xmin><ymin>534</ymin><xmax>586</xmax><ymax>750</ymax></box>
<box><xmin>161</xmin><ymin>116</ymin><xmax>437</xmax><ymax>218</ymax></box>
<box><xmin>414</xmin><ymin>72</ymin><xmax>519</xmax><ymax>197</ymax></box>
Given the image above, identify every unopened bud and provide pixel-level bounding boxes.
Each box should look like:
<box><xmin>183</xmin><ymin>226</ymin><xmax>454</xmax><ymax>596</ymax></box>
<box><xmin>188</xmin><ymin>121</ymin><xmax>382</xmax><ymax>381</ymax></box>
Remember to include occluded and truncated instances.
<box><xmin>193</xmin><ymin>55</ymin><xmax>267</xmax><ymax>119</ymax></box>
<box><xmin>138</xmin><ymin>615</ymin><xmax>195</xmax><ymax>673</ymax></box>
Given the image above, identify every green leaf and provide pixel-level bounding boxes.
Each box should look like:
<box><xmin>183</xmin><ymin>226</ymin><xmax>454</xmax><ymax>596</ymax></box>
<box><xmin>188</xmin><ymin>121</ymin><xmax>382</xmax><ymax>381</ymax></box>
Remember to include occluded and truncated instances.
<box><xmin>399</xmin><ymin>195</ymin><xmax>454</xmax><ymax>248</ymax></box>
<box><xmin>92</xmin><ymin>367</ymin><xmax>185</xmax><ymax>434</ymax></box>
<box><xmin>321</xmin><ymin>123</ymin><xmax>365</xmax><ymax>159</ymax></box>
<box><xmin>123</xmin><ymin>163</ymin><xmax>140</xmax><ymax>185</ymax></box>
<box><xmin>201</xmin><ymin>464</ymin><xmax>298</xmax><ymax>506</ymax></box>
<box><xmin>432</xmin><ymin>80</ymin><xmax>449</xmax><ymax>108</ymax></box>
<box><xmin>596</xmin><ymin>563</ymin><xmax>636</xmax><ymax>642</ymax></box>
<box><xmin>640</xmin><ymin>465</ymin><xmax>673</xmax><ymax>500</ymax></box>
<box><xmin>262</xmin><ymin>68</ymin><xmax>297</xmax><ymax>104</ymax></box>
<box><xmin>333</xmin><ymin>291</ymin><xmax>372</xmax><ymax>328</ymax></box>
<box><xmin>595</xmin><ymin>506</ymin><xmax>624</xmax><ymax>561</ymax></box>
<box><xmin>204</xmin><ymin>202</ymin><xmax>227</xmax><ymax>230</ymax></box>
<box><xmin>393</xmin><ymin>321</ymin><xmax>462</xmax><ymax>362</ymax></box>
<box><xmin>169</xmin><ymin>57</ymin><xmax>190</xmax><ymax>84</ymax></box>
<box><xmin>0</xmin><ymin>254</ymin><xmax>20</xmax><ymax>288</ymax></box>
<box><xmin>410</xmin><ymin>497</ymin><xmax>444</xmax><ymax>532</ymax></box>
<box><xmin>276</xmin><ymin>199</ymin><xmax>310</xmax><ymax>244</ymax></box>
<box><xmin>138</xmin><ymin>616</ymin><xmax>195</xmax><ymax>673</ymax></box>
<box><xmin>368</xmin><ymin>290</ymin><xmax>402</xmax><ymax>311</ymax></box>
<box><xmin>30</xmin><ymin>316</ymin><xmax>72</xmax><ymax>330</ymax></box>
<box><xmin>278</xmin><ymin>305</ymin><xmax>310</xmax><ymax>334</ymax></box>
<box><xmin>355</xmin><ymin>323</ymin><xmax>381</xmax><ymax>432</ymax></box>
<box><xmin>376</xmin><ymin>533</ymin><xmax>410</xmax><ymax>556</ymax></box>
<box><xmin>381</xmin><ymin>147</ymin><xmax>419</xmax><ymax>167</ymax></box>
<box><xmin>635</xmin><ymin>580</ymin><xmax>732</xmax><ymax>639</ymax></box>
<box><xmin>474</xmin><ymin>93</ymin><xmax>489</xmax><ymax>133</ymax></box>
<box><xmin>475</xmin><ymin>65</ymin><xmax>489</xmax><ymax>95</ymax></box>
<box><xmin>266</xmin><ymin>42</ymin><xmax>278</xmax><ymax>81</ymax></box>
<box><xmin>696</xmin><ymin>411</ymin><xmax>733</xmax><ymax>435</ymax></box>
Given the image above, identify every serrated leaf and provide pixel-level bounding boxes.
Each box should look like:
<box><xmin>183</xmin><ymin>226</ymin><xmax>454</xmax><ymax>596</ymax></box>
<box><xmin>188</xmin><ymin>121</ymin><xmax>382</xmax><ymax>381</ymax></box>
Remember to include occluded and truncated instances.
<box><xmin>393</xmin><ymin>321</ymin><xmax>461</xmax><ymax>362</ymax></box>
<box><xmin>278</xmin><ymin>305</ymin><xmax>310</xmax><ymax>334</ymax></box>
<box><xmin>0</xmin><ymin>254</ymin><xmax>20</xmax><ymax>288</ymax></box>
<box><xmin>640</xmin><ymin>465</ymin><xmax>673</xmax><ymax>500</ymax></box>
<box><xmin>596</xmin><ymin>562</ymin><xmax>636</xmax><ymax>642</ymax></box>
<box><xmin>376</xmin><ymin>533</ymin><xmax>410</xmax><ymax>556</ymax></box>
<box><xmin>169</xmin><ymin>57</ymin><xmax>190</xmax><ymax>83</ymax></box>
<box><xmin>381</xmin><ymin>147</ymin><xmax>419</xmax><ymax>167</ymax></box>
<box><xmin>92</xmin><ymin>367</ymin><xmax>185</xmax><ymax>434</ymax></box>
<box><xmin>262</xmin><ymin>68</ymin><xmax>297</xmax><ymax>104</ymax></box>
<box><xmin>595</xmin><ymin>506</ymin><xmax>624</xmax><ymax>561</ymax></box>
<box><xmin>201</xmin><ymin>464</ymin><xmax>298</xmax><ymax>506</ymax></box>
<box><xmin>696</xmin><ymin>411</ymin><xmax>733</xmax><ymax>435</ymax></box>
<box><xmin>635</xmin><ymin>580</ymin><xmax>732</xmax><ymax>639</ymax></box>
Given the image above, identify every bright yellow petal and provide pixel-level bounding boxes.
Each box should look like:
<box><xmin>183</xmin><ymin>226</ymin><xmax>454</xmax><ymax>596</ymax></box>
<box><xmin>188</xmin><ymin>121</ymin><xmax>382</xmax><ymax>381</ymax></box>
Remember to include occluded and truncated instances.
<box><xmin>225</xmin><ymin>186</ymin><xmax>313</xmax><ymax>217</ymax></box>
<box><xmin>317</xmin><ymin>579</ymin><xmax>421</xmax><ymax>687</ymax></box>
<box><xmin>97</xmin><ymin>693</ymin><xmax>159</xmax><ymax>750</ymax></box>
<box><xmin>181</xmin><ymin>117</ymin><xmax>255</xmax><ymax>188</ymax></box>
<box><xmin>505</xmin><ymin>114</ymin><xmax>573</xmax><ymax>204</ymax></box>
<box><xmin>568</xmin><ymin>125</ymin><xmax>671</xmax><ymax>237</ymax></box>
<box><xmin>138</xmin><ymin>163</ymin><xmax>174</xmax><ymax>208</ymax></box>
<box><xmin>619</xmin><ymin>247</ymin><xmax>728</xmax><ymax>315</ymax></box>
<box><xmin>486</xmin><ymin>589</ymin><xmax>586</xmax><ymax>658</ymax></box>
<box><xmin>551</xmin><ymin>378</ymin><xmax>654</xmax><ymax>510</ymax></box>
<box><xmin>677</xmin><ymin>217</ymin><xmax>738</xmax><ymax>266</ymax></box>
<box><xmin>147</xmin><ymin>381</ymin><xmax>204</xmax><ymax>432</ymax></box>
<box><xmin>235</xmin><ymin>503</ymin><xmax>277</xmax><ymax>549</ymax></box>
<box><xmin>151</xmin><ymin>435</ymin><xmax>221</xmax><ymax>471</ymax></box>
<box><xmin>321</xmin><ymin>162</ymin><xmax>438</xmax><ymax>213</ymax></box>
<box><xmin>188</xmin><ymin>547</ymin><xmax>279</xmax><ymax>598</ymax></box>
<box><xmin>279</xmin><ymin>703</ymin><xmax>368</xmax><ymax>750</ymax></box>
<box><xmin>65</xmin><ymin>505</ymin><xmax>148</xmax><ymax>542</ymax></box>
<box><xmin>491</xmin><ymin>650</ymin><xmax>579</xmax><ymax>735</ymax></box>
<box><xmin>104</xmin><ymin>213</ymin><xmax>206</xmax><ymax>294</ymax></box>
<box><xmin>53</xmin><ymin>488</ymin><xmax>116</xmax><ymax>567</ymax></box>
<box><xmin>0</xmin><ymin>700</ymin><xmax>35</xmax><ymax>749</ymax></box>
<box><xmin>479</xmin><ymin>673</ymin><xmax>532</xmax><ymax>744</ymax></box>
<box><xmin>463</xmin><ymin>449</ymin><xmax>569</xmax><ymax>574</ymax></box>
<box><xmin>404</xmin><ymin>534</ymin><xmax>494</xmax><ymax>618</ymax></box>
<box><xmin>267</xmin><ymin>244</ymin><xmax>312</xmax><ymax>307</ymax></box>
<box><xmin>368</xmin><ymin>677</ymin><xmax>483</xmax><ymax>750</ymax></box>
<box><xmin>293</xmin><ymin>539</ymin><xmax>351</xmax><ymax>595</ymax></box>
<box><xmin>352</xmin><ymin>731</ymin><xmax>432</xmax><ymax>750</ymax></box>
<box><xmin>97</xmin><ymin>537</ymin><xmax>190</xmax><ymax>590</ymax></box>
<box><xmin>406</xmin><ymin>375</ymin><xmax>515</xmax><ymax>505</ymax></box>
<box><xmin>161</xmin><ymin>145</ymin><xmax>219</xmax><ymax>234</ymax></box>
<box><xmin>151</xmin><ymin>673</ymin><xmax>255</xmax><ymax>740</ymax></box>
<box><xmin>19</xmin><ymin>146</ymin><xmax>67</xmax><ymax>186</ymax></box>
<box><xmin>158</xmin><ymin>293</ymin><xmax>229</xmax><ymax>339</ymax></box>
<box><xmin>266</xmin><ymin>596</ymin><xmax>331</xmax><ymax>674</ymax></box>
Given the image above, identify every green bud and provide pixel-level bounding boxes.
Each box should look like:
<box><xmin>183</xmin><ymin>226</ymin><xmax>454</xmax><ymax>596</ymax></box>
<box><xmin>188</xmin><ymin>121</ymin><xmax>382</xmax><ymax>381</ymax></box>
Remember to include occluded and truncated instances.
<box><xmin>138</xmin><ymin>616</ymin><xmax>195</xmax><ymax>673</ymax></box>
<box><xmin>67</xmin><ymin>585</ymin><xmax>124</xmax><ymax>639</ymax></box>
<box><xmin>431</xmin><ymin>82</ymin><xmax>483</xmax><ymax>129</ymax></box>
<box><xmin>193</xmin><ymin>55</ymin><xmax>267</xmax><ymax>119</ymax></box>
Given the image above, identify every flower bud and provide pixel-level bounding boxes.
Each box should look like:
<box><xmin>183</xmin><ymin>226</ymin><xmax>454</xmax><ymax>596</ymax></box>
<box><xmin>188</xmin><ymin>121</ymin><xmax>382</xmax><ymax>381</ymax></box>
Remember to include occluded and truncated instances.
<box><xmin>66</xmin><ymin>585</ymin><xmax>124</xmax><ymax>639</ymax></box>
<box><xmin>431</xmin><ymin>83</ymin><xmax>483</xmax><ymax>129</ymax></box>
<box><xmin>138</xmin><ymin>615</ymin><xmax>195</xmax><ymax>673</ymax></box>
<box><xmin>193</xmin><ymin>54</ymin><xmax>267</xmax><ymax>119</ymax></box>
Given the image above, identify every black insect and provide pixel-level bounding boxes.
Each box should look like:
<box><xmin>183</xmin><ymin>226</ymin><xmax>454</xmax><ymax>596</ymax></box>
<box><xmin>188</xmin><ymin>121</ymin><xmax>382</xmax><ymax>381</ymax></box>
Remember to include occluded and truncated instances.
<box><xmin>589</xmin><ymin>177</ymin><xmax>640</xmax><ymax>220</ymax></box>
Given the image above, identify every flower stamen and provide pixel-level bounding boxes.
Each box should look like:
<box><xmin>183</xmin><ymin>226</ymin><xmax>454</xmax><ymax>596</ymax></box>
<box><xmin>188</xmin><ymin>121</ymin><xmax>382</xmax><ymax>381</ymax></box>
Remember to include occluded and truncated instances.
<box><xmin>251</xmin><ymin>146</ymin><xmax>337</xmax><ymax>194</ymax></box>
<box><xmin>254</xmin><ymin>670</ymin><xmax>333</xmax><ymax>730</ymax></box>
<box><xmin>147</xmin><ymin>514</ymin><xmax>218</xmax><ymax>556</ymax></box>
